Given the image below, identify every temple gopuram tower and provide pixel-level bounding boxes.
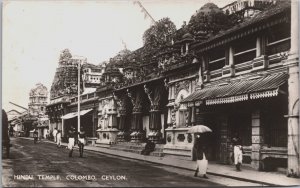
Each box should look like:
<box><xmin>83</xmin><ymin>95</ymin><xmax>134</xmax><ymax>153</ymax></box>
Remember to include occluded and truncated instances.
<box><xmin>46</xmin><ymin>49</ymin><xmax>84</xmax><ymax>134</ymax></box>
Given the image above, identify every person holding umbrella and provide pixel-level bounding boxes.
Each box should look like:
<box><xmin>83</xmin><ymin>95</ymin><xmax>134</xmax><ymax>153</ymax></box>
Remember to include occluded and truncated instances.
<box><xmin>194</xmin><ymin>133</ymin><xmax>209</xmax><ymax>178</ymax></box>
<box><xmin>188</xmin><ymin>125</ymin><xmax>212</xmax><ymax>179</ymax></box>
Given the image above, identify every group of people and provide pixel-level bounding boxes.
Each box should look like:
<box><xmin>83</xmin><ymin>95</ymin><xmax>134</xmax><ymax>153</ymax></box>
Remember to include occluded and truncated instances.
<box><xmin>193</xmin><ymin>132</ymin><xmax>244</xmax><ymax>179</ymax></box>
<box><xmin>52</xmin><ymin>126</ymin><xmax>86</xmax><ymax>158</ymax></box>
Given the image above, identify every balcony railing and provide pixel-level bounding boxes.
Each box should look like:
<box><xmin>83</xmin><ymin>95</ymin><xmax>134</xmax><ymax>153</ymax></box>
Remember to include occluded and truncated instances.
<box><xmin>210</xmin><ymin>69</ymin><xmax>223</xmax><ymax>79</ymax></box>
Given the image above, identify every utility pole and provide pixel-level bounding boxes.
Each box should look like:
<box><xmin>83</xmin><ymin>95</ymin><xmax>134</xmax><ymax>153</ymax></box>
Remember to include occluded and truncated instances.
<box><xmin>77</xmin><ymin>59</ymin><xmax>81</xmax><ymax>134</ymax></box>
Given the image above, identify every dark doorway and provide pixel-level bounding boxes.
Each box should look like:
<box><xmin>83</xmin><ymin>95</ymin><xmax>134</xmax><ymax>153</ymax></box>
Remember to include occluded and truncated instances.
<box><xmin>203</xmin><ymin>113</ymin><xmax>221</xmax><ymax>161</ymax></box>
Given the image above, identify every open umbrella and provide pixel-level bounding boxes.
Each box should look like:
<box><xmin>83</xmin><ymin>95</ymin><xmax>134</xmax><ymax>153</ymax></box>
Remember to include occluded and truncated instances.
<box><xmin>187</xmin><ymin>125</ymin><xmax>212</xmax><ymax>134</ymax></box>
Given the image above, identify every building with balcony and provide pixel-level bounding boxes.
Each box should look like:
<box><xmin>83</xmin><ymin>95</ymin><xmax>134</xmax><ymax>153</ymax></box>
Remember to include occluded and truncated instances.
<box><xmin>82</xmin><ymin>63</ymin><xmax>105</xmax><ymax>88</ymax></box>
<box><xmin>46</xmin><ymin>0</ymin><xmax>299</xmax><ymax>176</ymax></box>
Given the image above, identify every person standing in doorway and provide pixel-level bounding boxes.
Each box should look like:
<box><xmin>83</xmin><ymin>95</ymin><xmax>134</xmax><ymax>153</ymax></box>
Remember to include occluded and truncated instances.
<box><xmin>194</xmin><ymin>134</ymin><xmax>209</xmax><ymax>178</ymax></box>
<box><xmin>232</xmin><ymin>133</ymin><xmax>243</xmax><ymax>171</ymax></box>
<box><xmin>78</xmin><ymin>127</ymin><xmax>86</xmax><ymax>158</ymax></box>
<box><xmin>68</xmin><ymin>126</ymin><xmax>76</xmax><ymax>157</ymax></box>
<box><xmin>53</xmin><ymin>128</ymin><xmax>58</xmax><ymax>143</ymax></box>
<box><xmin>56</xmin><ymin>130</ymin><xmax>62</xmax><ymax>148</ymax></box>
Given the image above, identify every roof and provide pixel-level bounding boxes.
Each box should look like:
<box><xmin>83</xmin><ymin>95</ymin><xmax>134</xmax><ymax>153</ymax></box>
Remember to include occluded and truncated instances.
<box><xmin>181</xmin><ymin>73</ymin><xmax>288</xmax><ymax>105</ymax></box>
<box><xmin>191</xmin><ymin>1</ymin><xmax>290</xmax><ymax>50</ymax></box>
<box><xmin>61</xmin><ymin>109</ymin><xmax>93</xmax><ymax>120</ymax></box>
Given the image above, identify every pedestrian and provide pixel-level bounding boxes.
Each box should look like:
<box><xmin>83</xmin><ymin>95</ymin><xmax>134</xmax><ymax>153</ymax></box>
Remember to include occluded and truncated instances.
<box><xmin>68</xmin><ymin>126</ymin><xmax>76</xmax><ymax>157</ymax></box>
<box><xmin>78</xmin><ymin>127</ymin><xmax>86</xmax><ymax>158</ymax></box>
<box><xmin>232</xmin><ymin>133</ymin><xmax>243</xmax><ymax>171</ymax></box>
<box><xmin>194</xmin><ymin>134</ymin><xmax>208</xmax><ymax>178</ymax></box>
<box><xmin>33</xmin><ymin>129</ymin><xmax>38</xmax><ymax>144</ymax></box>
<box><xmin>53</xmin><ymin>128</ymin><xmax>58</xmax><ymax>143</ymax></box>
<box><xmin>9</xmin><ymin>125</ymin><xmax>14</xmax><ymax>137</ymax></box>
<box><xmin>56</xmin><ymin>130</ymin><xmax>62</xmax><ymax>148</ymax></box>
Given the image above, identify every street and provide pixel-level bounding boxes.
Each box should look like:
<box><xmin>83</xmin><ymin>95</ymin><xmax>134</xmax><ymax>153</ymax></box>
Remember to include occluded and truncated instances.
<box><xmin>2</xmin><ymin>138</ymin><xmax>264</xmax><ymax>187</ymax></box>
<box><xmin>3</xmin><ymin>138</ymin><xmax>222</xmax><ymax>187</ymax></box>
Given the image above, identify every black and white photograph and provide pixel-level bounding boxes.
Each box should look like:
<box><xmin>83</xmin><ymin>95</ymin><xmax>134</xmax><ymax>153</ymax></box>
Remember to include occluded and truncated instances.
<box><xmin>2</xmin><ymin>0</ymin><xmax>300</xmax><ymax>187</ymax></box>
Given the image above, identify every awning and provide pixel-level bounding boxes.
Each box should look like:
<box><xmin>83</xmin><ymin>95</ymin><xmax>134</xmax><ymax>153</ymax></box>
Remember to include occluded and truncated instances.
<box><xmin>181</xmin><ymin>73</ymin><xmax>288</xmax><ymax>106</ymax></box>
<box><xmin>61</xmin><ymin>109</ymin><xmax>93</xmax><ymax>120</ymax></box>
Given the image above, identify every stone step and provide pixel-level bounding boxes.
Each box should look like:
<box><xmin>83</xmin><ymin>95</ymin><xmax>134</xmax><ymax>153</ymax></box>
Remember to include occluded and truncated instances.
<box><xmin>109</xmin><ymin>142</ymin><xmax>164</xmax><ymax>157</ymax></box>
<box><xmin>109</xmin><ymin>147</ymin><xmax>143</xmax><ymax>154</ymax></box>
<box><xmin>150</xmin><ymin>151</ymin><xmax>164</xmax><ymax>157</ymax></box>
<box><xmin>94</xmin><ymin>143</ymin><xmax>111</xmax><ymax>149</ymax></box>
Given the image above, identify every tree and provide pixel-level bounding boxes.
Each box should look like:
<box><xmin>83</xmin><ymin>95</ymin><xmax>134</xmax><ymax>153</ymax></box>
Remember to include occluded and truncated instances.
<box><xmin>143</xmin><ymin>17</ymin><xmax>177</xmax><ymax>49</ymax></box>
<box><xmin>187</xmin><ymin>3</ymin><xmax>236</xmax><ymax>36</ymax></box>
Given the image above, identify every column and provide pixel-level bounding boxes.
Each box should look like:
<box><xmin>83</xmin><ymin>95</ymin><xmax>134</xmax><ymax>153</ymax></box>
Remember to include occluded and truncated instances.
<box><xmin>251</xmin><ymin>110</ymin><xmax>263</xmax><ymax>170</ymax></box>
<box><xmin>223</xmin><ymin>46</ymin><xmax>235</xmax><ymax>77</ymax></box>
<box><xmin>253</xmin><ymin>35</ymin><xmax>268</xmax><ymax>70</ymax></box>
<box><xmin>61</xmin><ymin>119</ymin><xmax>64</xmax><ymax>138</ymax></box>
<box><xmin>229</xmin><ymin>46</ymin><xmax>234</xmax><ymax>65</ymax></box>
<box><xmin>284</xmin><ymin>0</ymin><xmax>299</xmax><ymax>177</ymax></box>
<box><xmin>202</xmin><ymin>56</ymin><xmax>210</xmax><ymax>82</ymax></box>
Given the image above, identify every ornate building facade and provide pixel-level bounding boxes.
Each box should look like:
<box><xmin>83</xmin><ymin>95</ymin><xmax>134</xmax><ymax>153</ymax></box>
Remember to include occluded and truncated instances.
<box><xmin>47</xmin><ymin>1</ymin><xmax>299</xmax><ymax>176</ymax></box>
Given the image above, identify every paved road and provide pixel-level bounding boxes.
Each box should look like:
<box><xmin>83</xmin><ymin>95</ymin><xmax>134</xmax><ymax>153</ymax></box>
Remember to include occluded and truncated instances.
<box><xmin>3</xmin><ymin>137</ymin><xmax>222</xmax><ymax>187</ymax></box>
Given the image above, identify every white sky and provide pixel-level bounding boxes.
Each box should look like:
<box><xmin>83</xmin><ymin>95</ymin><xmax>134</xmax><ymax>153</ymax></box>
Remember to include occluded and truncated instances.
<box><xmin>2</xmin><ymin>0</ymin><xmax>233</xmax><ymax>111</ymax></box>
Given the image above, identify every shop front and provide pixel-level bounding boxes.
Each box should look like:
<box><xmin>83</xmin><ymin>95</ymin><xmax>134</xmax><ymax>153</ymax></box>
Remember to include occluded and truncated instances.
<box><xmin>61</xmin><ymin>109</ymin><xmax>94</xmax><ymax>140</ymax></box>
<box><xmin>182</xmin><ymin>72</ymin><xmax>288</xmax><ymax>170</ymax></box>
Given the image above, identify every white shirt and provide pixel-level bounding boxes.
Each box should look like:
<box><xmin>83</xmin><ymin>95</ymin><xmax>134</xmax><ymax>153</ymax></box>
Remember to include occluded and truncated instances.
<box><xmin>53</xmin><ymin>130</ymin><xmax>58</xmax><ymax>136</ymax></box>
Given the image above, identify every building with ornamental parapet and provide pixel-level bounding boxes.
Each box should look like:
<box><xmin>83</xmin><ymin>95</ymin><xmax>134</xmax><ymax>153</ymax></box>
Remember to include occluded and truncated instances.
<box><xmin>47</xmin><ymin>0</ymin><xmax>299</xmax><ymax>177</ymax></box>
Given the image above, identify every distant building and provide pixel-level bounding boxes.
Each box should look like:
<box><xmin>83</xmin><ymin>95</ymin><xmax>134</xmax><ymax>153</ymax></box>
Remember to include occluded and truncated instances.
<box><xmin>26</xmin><ymin>83</ymin><xmax>48</xmax><ymax>138</ymax></box>
<box><xmin>6</xmin><ymin>103</ymin><xmax>28</xmax><ymax>137</ymax></box>
<box><xmin>28</xmin><ymin>83</ymin><xmax>48</xmax><ymax>116</ymax></box>
<box><xmin>222</xmin><ymin>0</ymin><xmax>276</xmax><ymax>18</ymax></box>
<box><xmin>82</xmin><ymin>63</ymin><xmax>105</xmax><ymax>88</ymax></box>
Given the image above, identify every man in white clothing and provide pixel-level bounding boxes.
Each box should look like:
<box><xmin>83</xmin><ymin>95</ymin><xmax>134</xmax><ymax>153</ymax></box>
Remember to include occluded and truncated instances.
<box><xmin>52</xmin><ymin>128</ymin><xmax>58</xmax><ymax>143</ymax></box>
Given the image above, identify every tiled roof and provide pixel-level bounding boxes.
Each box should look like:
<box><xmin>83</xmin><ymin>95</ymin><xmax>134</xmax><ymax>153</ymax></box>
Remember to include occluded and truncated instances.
<box><xmin>181</xmin><ymin>72</ymin><xmax>288</xmax><ymax>104</ymax></box>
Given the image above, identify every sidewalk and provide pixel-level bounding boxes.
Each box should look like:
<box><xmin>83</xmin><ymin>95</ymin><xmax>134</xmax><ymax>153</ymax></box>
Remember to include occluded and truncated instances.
<box><xmin>25</xmin><ymin>138</ymin><xmax>300</xmax><ymax>186</ymax></box>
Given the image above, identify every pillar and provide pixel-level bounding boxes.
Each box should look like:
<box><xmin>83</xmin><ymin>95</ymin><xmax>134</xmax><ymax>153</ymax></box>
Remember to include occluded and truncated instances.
<box><xmin>62</xmin><ymin>119</ymin><xmax>65</xmax><ymax>138</ymax></box>
<box><xmin>253</xmin><ymin>35</ymin><xmax>268</xmax><ymax>70</ymax></box>
<box><xmin>251</xmin><ymin>110</ymin><xmax>263</xmax><ymax>170</ymax></box>
<box><xmin>284</xmin><ymin>0</ymin><xmax>299</xmax><ymax>177</ymax></box>
<box><xmin>223</xmin><ymin>46</ymin><xmax>235</xmax><ymax>77</ymax></box>
<box><xmin>229</xmin><ymin>46</ymin><xmax>234</xmax><ymax>65</ymax></box>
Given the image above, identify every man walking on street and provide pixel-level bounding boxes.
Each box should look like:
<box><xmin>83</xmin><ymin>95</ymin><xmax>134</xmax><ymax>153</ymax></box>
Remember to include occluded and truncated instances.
<box><xmin>68</xmin><ymin>126</ymin><xmax>76</xmax><ymax>157</ymax></box>
<box><xmin>56</xmin><ymin>130</ymin><xmax>62</xmax><ymax>148</ymax></box>
<box><xmin>53</xmin><ymin>128</ymin><xmax>58</xmax><ymax>143</ymax></box>
<box><xmin>78</xmin><ymin>127</ymin><xmax>86</xmax><ymax>158</ymax></box>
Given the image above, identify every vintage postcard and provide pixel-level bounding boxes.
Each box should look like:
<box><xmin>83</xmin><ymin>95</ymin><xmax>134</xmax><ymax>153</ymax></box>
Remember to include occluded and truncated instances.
<box><xmin>2</xmin><ymin>0</ymin><xmax>300</xmax><ymax>187</ymax></box>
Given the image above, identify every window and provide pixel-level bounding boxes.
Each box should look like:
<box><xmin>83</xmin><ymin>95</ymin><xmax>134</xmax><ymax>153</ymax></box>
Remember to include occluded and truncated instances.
<box><xmin>208</xmin><ymin>47</ymin><xmax>225</xmax><ymax>71</ymax></box>
<box><xmin>266</xmin><ymin>23</ymin><xmax>291</xmax><ymax>56</ymax></box>
<box><xmin>234</xmin><ymin>35</ymin><xmax>256</xmax><ymax>65</ymax></box>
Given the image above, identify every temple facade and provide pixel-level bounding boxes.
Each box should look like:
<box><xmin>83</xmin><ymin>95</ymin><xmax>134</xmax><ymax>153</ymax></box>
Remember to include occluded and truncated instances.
<box><xmin>47</xmin><ymin>1</ymin><xmax>299</xmax><ymax>176</ymax></box>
